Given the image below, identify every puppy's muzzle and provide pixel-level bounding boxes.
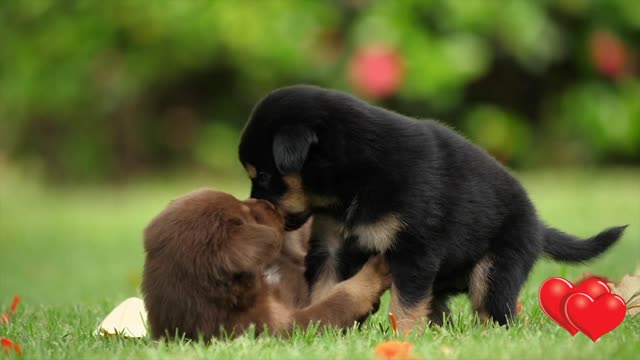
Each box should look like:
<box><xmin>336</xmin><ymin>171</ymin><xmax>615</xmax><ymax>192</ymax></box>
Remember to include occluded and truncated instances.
<box><xmin>284</xmin><ymin>211</ymin><xmax>312</xmax><ymax>231</ymax></box>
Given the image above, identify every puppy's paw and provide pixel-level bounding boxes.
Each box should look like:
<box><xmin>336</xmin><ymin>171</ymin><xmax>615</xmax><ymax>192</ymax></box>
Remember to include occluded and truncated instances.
<box><xmin>358</xmin><ymin>255</ymin><xmax>392</xmax><ymax>293</ymax></box>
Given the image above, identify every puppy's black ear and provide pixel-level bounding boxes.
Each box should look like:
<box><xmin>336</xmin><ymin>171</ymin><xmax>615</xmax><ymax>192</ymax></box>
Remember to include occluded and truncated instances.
<box><xmin>273</xmin><ymin>124</ymin><xmax>317</xmax><ymax>175</ymax></box>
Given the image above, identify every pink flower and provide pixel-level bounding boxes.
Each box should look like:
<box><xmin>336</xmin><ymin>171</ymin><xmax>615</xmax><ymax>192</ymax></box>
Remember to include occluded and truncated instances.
<box><xmin>590</xmin><ymin>31</ymin><xmax>629</xmax><ymax>80</ymax></box>
<box><xmin>349</xmin><ymin>44</ymin><xmax>405</xmax><ymax>98</ymax></box>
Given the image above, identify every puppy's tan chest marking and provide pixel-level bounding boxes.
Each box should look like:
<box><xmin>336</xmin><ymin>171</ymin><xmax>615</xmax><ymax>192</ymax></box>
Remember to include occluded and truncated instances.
<box><xmin>309</xmin><ymin>214</ymin><xmax>404</xmax><ymax>301</ymax></box>
<box><xmin>309</xmin><ymin>215</ymin><xmax>343</xmax><ymax>302</ymax></box>
<box><xmin>312</xmin><ymin>213</ymin><xmax>405</xmax><ymax>264</ymax></box>
<box><xmin>314</xmin><ymin>216</ymin><xmax>344</xmax><ymax>257</ymax></box>
<box><xmin>351</xmin><ymin>214</ymin><xmax>405</xmax><ymax>252</ymax></box>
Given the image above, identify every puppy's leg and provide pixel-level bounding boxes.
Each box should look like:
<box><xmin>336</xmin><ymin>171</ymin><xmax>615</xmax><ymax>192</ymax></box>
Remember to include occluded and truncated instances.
<box><xmin>471</xmin><ymin>219</ymin><xmax>540</xmax><ymax>325</ymax></box>
<box><xmin>305</xmin><ymin>215</ymin><xmax>343</xmax><ymax>302</ymax></box>
<box><xmin>336</xmin><ymin>236</ymin><xmax>380</xmax><ymax>323</ymax></box>
<box><xmin>305</xmin><ymin>241</ymin><xmax>338</xmax><ymax>303</ymax></box>
<box><xmin>386</xmin><ymin>238</ymin><xmax>441</xmax><ymax>334</ymax></box>
<box><xmin>468</xmin><ymin>255</ymin><xmax>494</xmax><ymax>322</ymax></box>
<box><xmin>476</xmin><ymin>255</ymin><xmax>534</xmax><ymax>325</ymax></box>
<box><xmin>291</xmin><ymin>256</ymin><xmax>391</xmax><ymax>330</ymax></box>
<box><xmin>388</xmin><ymin>284</ymin><xmax>433</xmax><ymax>334</ymax></box>
<box><xmin>428</xmin><ymin>294</ymin><xmax>451</xmax><ymax>326</ymax></box>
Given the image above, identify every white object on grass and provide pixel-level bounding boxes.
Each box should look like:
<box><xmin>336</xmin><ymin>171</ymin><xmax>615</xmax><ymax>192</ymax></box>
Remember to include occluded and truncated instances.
<box><xmin>95</xmin><ymin>297</ymin><xmax>148</xmax><ymax>338</ymax></box>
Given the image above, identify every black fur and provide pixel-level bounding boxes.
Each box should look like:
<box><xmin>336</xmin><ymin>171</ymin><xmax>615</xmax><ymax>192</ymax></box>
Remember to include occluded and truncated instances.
<box><xmin>238</xmin><ymin>85</ymin><xmax>627</xmax><ymax>326</ymax></box>
<box><xmin>543</xmin><ymin>225</ymin><xmax>627</xmax><ymax>262</ymax></box>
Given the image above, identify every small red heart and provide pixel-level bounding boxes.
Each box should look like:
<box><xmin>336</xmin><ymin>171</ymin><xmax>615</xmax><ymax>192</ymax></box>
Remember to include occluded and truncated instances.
<box><xmin>538</xmin><ymin>277</ymin><xmax>610</xmax><ymax>335</ymax></box>
<box><xmin>564</xmin><ymin>293</ymin><xmax>626</xmax><ymax>342</ymax></box>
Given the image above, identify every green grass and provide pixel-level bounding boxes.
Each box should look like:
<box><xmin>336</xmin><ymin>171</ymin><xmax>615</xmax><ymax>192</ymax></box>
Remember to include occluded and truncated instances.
<box><xmin>1</xmin><ymin>167</ymin><xmax>639</xmax><ymax>359</ymax></box>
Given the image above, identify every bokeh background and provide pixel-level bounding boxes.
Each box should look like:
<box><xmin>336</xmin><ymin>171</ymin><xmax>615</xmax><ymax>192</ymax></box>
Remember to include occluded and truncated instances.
<box><xmin>1</xmin><ymin>0</ymin><xmax>640</xmax><ymax>181</ymax></box>
<box><xmin>1</xmin><ymin>0</ymin><xmax>639</xmax><ymax>321</ymax></box>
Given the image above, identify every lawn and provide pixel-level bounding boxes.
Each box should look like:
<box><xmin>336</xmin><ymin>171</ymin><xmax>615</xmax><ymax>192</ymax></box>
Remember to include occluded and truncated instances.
<box><xmin>1</xmin><ymin>167</ymin><xmax>639</xmax><ymax>359</ymax></box>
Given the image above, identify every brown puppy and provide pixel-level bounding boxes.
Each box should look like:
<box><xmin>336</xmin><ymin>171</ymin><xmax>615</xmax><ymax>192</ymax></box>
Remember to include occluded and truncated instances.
<box><xmin>263</xmin><ymin>217</ymin><xmax>312</xmax><ymax>309</ymax></box>
<box><xmin>142</xmin><ymin>189</ymin><xmax>389</xmax><ymax>340</ymax></box>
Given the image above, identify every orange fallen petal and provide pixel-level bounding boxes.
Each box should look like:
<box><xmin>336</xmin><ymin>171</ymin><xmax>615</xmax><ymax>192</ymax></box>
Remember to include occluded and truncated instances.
<box><xmin>516</xmin><ymin>298</ymin><xmax>523</xmax><ymax>315</ymax></box>
<box><xmin>13</xmin><ymin>343</ymin><xmax>23</xmax><ymax>356</ymax></box>
<box><xmin>375</xmin><ymin>341</ymin><xmax>413</xmax><ymax>360</ymax></box>
<box><xmin>388</xmin><ymin>312</ymin><xmax>398</xmax><ymax>333</ymax></box>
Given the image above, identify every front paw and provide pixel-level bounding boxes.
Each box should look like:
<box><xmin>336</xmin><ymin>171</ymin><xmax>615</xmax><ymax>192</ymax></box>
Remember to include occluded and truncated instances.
<box><xmin>359</xmin><ymin>255</ymin><xmax>392</xmax><ymax>293</ymax></box>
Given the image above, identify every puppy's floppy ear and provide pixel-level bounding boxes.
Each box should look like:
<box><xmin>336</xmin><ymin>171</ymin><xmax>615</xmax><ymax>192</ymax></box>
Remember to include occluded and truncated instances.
<box><xmin>226</xmin><ymin>222</ymin><xmax>282</xmax><ymax>272</ymax></box>
<box><xmin>273</xmin><ymin>124</ymin><xmax>317</xmax><ymax>175</ymax></box>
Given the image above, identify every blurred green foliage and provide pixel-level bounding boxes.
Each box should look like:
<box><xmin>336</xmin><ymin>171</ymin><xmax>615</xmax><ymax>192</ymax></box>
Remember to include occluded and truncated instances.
<box><xmin>0</xmin><ymin>0</ymin><xmax>638</xmax><ymax>180</ymax></box>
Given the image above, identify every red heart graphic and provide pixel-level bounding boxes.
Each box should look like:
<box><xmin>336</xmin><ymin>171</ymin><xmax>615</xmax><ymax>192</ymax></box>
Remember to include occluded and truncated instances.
<box><xmin>538</xmin><ymin>277</ymin><xmax>610</xmax><ymax>335</ymax></box>
<box><xmin>564</xmin><ymin>293</ymin><xmax>626</xmax><ymax>342</ymax></box>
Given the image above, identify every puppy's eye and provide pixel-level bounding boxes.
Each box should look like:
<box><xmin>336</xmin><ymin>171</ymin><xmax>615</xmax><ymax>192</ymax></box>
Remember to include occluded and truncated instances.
<box><xmin>229</xmin><ymin>217</ymin><xmax>244</xmax><ymax>226</ymax></box>
<box><xmin>256</xmin><ymin>172</ymin><xmax>271</xmax><ymax>186</ymax></box>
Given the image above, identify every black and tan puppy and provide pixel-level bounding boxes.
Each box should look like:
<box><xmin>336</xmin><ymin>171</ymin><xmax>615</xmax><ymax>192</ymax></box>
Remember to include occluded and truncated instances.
<box><xmin>142</xmin><ymin>189</ymin><xmax>390</xmax><ymax>340</ymax></box>
<box><xmin>238</xmin><ymin>85</ymin><xmax>627</xmax><ymax>332</ymax></box>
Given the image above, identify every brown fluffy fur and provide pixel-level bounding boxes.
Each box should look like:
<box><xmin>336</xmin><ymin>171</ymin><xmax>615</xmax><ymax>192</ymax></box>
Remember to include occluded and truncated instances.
<box><xmin>142</xmin><ymin>189</ymin><xmax>389</xmax><ymax>340</ymax></box>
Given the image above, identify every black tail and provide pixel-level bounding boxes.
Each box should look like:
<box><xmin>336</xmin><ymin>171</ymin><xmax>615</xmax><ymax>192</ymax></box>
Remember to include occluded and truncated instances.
<box><xmin>542</xmin><ymin>225</ymin><xmax>627</xmax><ymax>262</ymax></box>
